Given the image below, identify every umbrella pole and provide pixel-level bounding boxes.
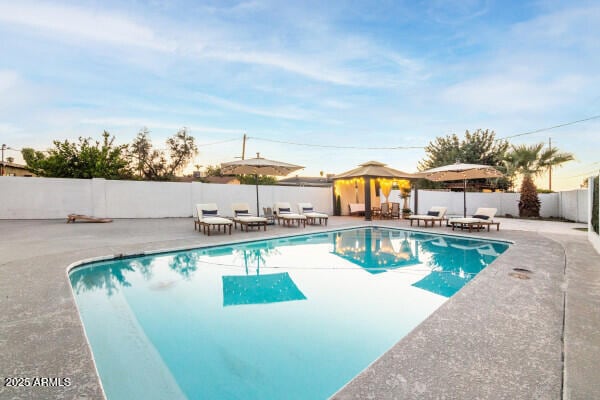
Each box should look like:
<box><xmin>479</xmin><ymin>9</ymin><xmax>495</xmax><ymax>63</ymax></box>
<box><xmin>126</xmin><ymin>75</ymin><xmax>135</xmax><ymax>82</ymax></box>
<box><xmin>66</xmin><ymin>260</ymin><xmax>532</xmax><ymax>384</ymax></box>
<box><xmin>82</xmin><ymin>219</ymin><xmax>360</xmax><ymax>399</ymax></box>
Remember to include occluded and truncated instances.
<box><xmin>463</xmin><ymin>179</ymin><xmax>467</xmax><ymax>217</ymax></box>
<box><xmin>255</xmin><ymin>174</ymin><xmax>260</xmax><ymax>216</ymax></box>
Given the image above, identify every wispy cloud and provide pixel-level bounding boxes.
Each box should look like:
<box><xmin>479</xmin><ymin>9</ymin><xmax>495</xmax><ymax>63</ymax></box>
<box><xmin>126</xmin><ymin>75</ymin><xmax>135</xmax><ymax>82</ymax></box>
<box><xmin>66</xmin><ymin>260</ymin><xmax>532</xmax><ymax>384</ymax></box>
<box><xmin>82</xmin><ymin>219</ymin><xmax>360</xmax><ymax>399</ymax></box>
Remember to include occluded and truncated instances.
<box><xmin>0</xmin><ymin>2</ymin><xmax>175</xmax><ymax>51</ymax></box>
<box><xmin>441</xmin><ymin>74</ymin><xmax>586</xmax><ymax>114</ymax></box>
<box><xmin>437</xmin><ymin>3</ymin><xmax>600</xmax><ymax>115</ymax></box>
<box><xmin>0</xmin><ymin>1</ymin><xmax>423</xmax><ymax>88</ymax></box>
<box><xmin>426</xmin><ymin>0</ymin><xmax>490</xmax><ymax>25</ymax></box>
<box><xmin>80</xmin><ymin>117</ymin><xmax>243</xmax><ymax>135</ymax></box>
<box><xmin>194</xmin><ymin>93</ymin><xmax>316</xmax><ymax>121</ymax></box>
<box><xmin>0</xmin><ymin>70</ymin><xmax>19</xmax><ymax>92</ymax></box>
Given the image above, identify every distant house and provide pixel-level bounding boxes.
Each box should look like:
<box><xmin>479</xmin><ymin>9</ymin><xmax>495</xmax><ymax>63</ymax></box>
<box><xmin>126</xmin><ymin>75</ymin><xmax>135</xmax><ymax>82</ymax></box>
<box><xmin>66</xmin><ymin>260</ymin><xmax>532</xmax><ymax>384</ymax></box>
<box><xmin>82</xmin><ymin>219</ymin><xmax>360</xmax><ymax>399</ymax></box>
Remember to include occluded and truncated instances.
<box><xmin>277</xmin><ymin>175</ymin><xmax>333</xmax><ymax>187</ymax></box>
<box><xmin>0</xmin><ymin>162</ymin><xmax>36</xmax><ymax>177</ymax></box>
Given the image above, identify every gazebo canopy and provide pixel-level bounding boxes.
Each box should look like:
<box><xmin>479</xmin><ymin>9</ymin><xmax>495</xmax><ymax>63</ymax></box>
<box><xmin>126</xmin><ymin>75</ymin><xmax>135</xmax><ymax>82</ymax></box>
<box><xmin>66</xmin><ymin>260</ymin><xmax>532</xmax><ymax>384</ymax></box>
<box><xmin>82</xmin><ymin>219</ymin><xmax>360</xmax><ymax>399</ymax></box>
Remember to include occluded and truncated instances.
<box><xmin>333</xmin><ymin>161</ymin><xmax>417</xmax><ymax>180</ymax></box>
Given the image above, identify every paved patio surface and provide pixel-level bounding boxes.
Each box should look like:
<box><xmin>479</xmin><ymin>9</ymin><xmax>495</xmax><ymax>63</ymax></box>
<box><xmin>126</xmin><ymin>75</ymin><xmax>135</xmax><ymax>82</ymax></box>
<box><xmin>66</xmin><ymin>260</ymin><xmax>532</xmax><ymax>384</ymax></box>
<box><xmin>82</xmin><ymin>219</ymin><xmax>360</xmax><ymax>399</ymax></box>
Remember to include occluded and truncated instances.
<box><xmin>0</xmin><ymin>217</ymin><xmax>598</xmax><ymax>399</ymax></box>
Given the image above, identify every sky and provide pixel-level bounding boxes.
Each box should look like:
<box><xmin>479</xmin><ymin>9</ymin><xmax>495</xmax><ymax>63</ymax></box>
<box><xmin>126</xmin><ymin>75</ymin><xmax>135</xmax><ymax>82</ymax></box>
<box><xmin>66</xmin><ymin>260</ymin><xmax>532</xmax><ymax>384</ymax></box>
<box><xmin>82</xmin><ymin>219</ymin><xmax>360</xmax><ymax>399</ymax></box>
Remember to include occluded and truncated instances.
<box><xmin>0</xmin><ymin>0</ymin><xmax>599</xmax><ymax>190</ymax></box>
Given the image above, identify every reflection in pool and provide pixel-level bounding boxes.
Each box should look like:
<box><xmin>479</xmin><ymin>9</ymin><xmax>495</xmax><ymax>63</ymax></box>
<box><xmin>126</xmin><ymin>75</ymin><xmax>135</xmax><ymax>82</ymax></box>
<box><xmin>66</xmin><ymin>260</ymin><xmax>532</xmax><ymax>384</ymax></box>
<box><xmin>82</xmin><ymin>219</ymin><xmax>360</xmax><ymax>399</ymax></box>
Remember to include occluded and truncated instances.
<box><xmin>70</xmin><ymin>227</ymin><xmax>508</xmax><ymax>400</ymax></box>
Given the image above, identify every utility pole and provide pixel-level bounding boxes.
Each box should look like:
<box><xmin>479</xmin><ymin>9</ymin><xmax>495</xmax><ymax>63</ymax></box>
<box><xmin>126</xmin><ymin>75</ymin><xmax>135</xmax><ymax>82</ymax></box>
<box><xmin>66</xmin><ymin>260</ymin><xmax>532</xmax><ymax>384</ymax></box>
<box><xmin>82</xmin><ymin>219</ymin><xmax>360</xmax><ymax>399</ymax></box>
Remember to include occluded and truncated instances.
<box><xmin>241</xmin><ymin>133</ymin><xmax>246</xmax><ymax>160</ymax></box>
<box><xmin>1</xmin><ymin>144</ymin><xmax>6</xmax><ymax>176</ymax></box>
<box><xmin>548</xmin><ymin>137</ymin><xmax>552</xmax><ymax>191</ymax></box>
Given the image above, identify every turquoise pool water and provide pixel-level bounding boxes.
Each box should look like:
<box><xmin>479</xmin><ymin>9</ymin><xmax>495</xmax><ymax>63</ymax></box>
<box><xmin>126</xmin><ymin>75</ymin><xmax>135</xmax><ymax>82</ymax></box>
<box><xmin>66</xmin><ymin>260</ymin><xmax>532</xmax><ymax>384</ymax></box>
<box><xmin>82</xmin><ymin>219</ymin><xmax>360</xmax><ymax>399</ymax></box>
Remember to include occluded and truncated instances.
<box><xmin>69</xmin><ymin>227</ymin><xmax>509</xmax><ymax>400</ymax></box>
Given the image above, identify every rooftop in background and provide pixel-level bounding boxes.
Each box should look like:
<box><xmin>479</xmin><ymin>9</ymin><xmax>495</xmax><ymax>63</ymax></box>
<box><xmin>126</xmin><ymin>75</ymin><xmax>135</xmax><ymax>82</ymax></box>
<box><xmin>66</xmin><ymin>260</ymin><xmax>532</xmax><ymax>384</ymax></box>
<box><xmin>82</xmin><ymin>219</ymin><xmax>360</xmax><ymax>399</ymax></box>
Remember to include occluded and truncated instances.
<box><xmin>0</xmin><ymin>162</ymin><xmax>36</xmax><ymax>177</ymax></box>
<box><xmin>277</xmin><ymin>175</ymin><xmax>334</xmax><ymax>187</ymax></box>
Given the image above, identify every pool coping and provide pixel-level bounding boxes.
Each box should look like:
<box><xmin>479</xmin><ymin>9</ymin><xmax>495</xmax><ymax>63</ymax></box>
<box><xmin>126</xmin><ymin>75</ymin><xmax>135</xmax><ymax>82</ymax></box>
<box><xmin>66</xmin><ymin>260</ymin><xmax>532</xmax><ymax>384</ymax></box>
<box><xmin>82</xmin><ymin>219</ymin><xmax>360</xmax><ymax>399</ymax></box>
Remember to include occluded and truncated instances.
<box><xmin>1</xmin><ymin>217</ymin><xmax>597</xmax><ymax>399</ymax></box>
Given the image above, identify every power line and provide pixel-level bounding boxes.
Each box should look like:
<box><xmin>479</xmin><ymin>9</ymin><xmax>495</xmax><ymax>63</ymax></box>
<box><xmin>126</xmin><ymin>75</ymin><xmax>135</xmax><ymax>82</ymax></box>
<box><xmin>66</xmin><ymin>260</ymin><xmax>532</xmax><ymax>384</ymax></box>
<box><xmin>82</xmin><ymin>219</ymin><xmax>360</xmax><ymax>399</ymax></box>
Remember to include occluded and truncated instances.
<box><xmin>250</xmin><ymin>136</ymin><xmax>425</xmax><ymax>150</ymax></box>
<box><xmin>498</xmin><ymin>114</ymin><xmax>600</xmax><ymax>140</ymax></box>
<box><xmin>561</xmin><ymin>168</ymin><xmax>600</xmax><ymax>179</ymax></box>
<box><xmin>251</xmin><ymin>114</ymin><xmax>599</xmax><ymax>149</ymax></box>
<box><xmin>196</xmin><ymin>138</ymin><xmax>239</xmax><ymax>147</ymax></box>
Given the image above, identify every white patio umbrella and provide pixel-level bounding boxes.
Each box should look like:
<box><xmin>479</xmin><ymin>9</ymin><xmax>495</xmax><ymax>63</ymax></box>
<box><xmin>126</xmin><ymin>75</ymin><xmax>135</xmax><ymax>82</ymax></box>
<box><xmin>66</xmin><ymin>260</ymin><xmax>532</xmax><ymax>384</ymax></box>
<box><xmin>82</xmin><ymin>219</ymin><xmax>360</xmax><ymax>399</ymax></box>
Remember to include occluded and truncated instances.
<box><xmin>419</xmin><ymin>162</ymin><xmax>504</xmax><ymax>217</ymax></box>
<box><xmin>220</xmin><ymin>153</ymin><xmax>304</xmax><ymax>216</ymax></box>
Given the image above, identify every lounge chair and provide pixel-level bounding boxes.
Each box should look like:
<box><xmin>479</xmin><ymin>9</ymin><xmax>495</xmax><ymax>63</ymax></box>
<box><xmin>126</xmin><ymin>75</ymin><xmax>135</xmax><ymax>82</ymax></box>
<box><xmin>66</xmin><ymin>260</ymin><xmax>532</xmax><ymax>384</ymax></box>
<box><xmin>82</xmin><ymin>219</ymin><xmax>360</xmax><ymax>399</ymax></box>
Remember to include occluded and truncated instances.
<box><xmin>231</xmin><ymin>203</ymin><xmax>268</xmax><ymax>232</ymax></box>
<box><xmin>448</xmin><ymin>208</ymin><xmax>500</xmax><ymax>232</ymax></box>
<box><xmin>379</xmin><ymin>202</ymin><xmax>391</xmax><ymax>219</ymax></box>
<box><xmin>195</xmin><ymin>203</ymin><xmax>233</xmax><ymax>236</ymax></box>
<box><xmin>390</xmin><ymin>202</ymin><xmax>400</xmax><ymax>219</ymax></box>
<box><xmin>348</xmin><ymin>203</ymin><xmax>365</xmax><ymax>216</ymax></box>
<box><xmin>274</xmin><ymin>202</ymin><xmax>306</xmax><ymax>227</ymax></box>
<box><xmin>297</xmin><ymin>202</ymin><xmax>328</xmax><ymax>226</ymax></box>
<box><xmin>262</xmin><ymin>207</ymin><xmax>276</xmax><ymax>225</ymax></box>
<box><xmin>408</xmin><ymin>206</ymin><xmax>448</xmax><ymax>227</ymax></box>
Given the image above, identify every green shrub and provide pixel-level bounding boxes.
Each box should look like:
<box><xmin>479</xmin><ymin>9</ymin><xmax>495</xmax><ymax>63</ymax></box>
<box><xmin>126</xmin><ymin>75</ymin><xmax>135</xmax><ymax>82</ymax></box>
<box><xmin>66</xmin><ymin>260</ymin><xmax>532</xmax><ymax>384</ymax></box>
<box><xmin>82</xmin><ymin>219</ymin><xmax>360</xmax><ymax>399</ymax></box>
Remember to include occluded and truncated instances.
<box><xmin>335</xmin><ymin>195</ymin><xmax>342</xmax><ymax>216</ymax></box>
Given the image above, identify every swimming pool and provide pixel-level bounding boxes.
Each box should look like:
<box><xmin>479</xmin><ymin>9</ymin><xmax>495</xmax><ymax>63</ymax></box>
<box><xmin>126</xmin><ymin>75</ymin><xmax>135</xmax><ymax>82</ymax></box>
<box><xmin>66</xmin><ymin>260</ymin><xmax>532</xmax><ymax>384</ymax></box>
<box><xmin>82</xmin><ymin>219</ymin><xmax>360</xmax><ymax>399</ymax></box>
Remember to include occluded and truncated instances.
<box><xmin>69</xmin><ymin>227</ymin><xmax>509</xmax><ymax>399</ymax></box>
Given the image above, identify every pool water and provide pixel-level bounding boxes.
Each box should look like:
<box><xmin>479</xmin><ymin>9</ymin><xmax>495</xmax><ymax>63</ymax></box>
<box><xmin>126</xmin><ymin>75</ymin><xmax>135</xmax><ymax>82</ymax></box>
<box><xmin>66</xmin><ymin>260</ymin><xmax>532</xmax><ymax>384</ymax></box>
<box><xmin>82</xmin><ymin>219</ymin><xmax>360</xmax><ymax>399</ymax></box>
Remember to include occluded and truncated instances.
<box><xmin>69</xmin><ymin>227</ymin><xmax>508</xmax><ymax>400</ymax></box>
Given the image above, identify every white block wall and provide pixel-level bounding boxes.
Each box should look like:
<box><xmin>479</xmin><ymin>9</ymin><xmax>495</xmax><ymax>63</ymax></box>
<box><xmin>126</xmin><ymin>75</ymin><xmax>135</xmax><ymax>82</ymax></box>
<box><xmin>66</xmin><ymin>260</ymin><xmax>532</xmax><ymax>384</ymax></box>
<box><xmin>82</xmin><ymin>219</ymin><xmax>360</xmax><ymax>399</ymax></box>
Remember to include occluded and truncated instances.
<box><xmin>0</xmin><ymin>177</ymin><xmax>93</xmax><ymax>219</ymax></box>
<box><xmin>0</xmin><ymin>176</ymin><xmax>588</xmax><ymax>222</ymax></box>
<box><xmin>415</xmin><ymin>189</ymin><xmax>587</xmax><ymax>222</ymax></box>
<box><xmin>559</xmin><ymin>189</ymin><xmax>588</xmax><ymax>223</ymax></box>
<box><xmin>0</xmin><ymin>177</ymin><xmax>333</xmax><ymax>219</ymax></box>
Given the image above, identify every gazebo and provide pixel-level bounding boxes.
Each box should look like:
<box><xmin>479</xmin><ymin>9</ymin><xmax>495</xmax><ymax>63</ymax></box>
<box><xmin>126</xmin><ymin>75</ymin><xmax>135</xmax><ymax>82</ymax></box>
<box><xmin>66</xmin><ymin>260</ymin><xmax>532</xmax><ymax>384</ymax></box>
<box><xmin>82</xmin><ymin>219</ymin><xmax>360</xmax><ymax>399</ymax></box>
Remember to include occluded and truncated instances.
<box><xmin>332</xmin><ymin>161</ymin><xmax>418</xmax><ymax>220</ymax></box>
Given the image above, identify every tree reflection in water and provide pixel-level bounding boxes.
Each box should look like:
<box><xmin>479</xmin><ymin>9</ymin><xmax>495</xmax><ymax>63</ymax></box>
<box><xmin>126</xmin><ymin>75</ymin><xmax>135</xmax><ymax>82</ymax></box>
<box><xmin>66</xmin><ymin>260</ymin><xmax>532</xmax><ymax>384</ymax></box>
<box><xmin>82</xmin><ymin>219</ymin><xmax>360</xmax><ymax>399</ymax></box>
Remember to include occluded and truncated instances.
<box><xmin>71</xmin><ymin>251</ymin><xmax>206</xmax><ymax>296</ymax></box>
<box><xmin>233</xmin><ymin>246</ymin><xmax>279</xmax><ymax>275</ymax></box>
<box><xmin>168</xmin><ymin>252</ymin><xmax>202</xmax><ymax>280</ymax></box>
<box><xmin>70</xmin><ymin>259</ymin><xmax>135</xmax><ymax>296</ymax></box>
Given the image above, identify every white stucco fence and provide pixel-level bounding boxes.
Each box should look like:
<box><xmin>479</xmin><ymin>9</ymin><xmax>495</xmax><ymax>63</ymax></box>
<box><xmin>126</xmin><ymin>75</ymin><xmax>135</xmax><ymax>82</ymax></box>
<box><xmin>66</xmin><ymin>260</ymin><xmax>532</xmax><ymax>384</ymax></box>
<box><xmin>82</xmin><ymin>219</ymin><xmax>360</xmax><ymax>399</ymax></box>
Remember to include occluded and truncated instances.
<box><xmin>0</xmin><ymin>177</ymin><xmax>333</xmax><ymax>219</ymax></box>
<box><xmin>0</xmin><ymin>177</ymin><xmax>588</xmax><ymax>222</ymax></box>
<box><xmin>414</xmin><ymin>189</ymin><xmax>587</xmax><ymax>222</ymax></box>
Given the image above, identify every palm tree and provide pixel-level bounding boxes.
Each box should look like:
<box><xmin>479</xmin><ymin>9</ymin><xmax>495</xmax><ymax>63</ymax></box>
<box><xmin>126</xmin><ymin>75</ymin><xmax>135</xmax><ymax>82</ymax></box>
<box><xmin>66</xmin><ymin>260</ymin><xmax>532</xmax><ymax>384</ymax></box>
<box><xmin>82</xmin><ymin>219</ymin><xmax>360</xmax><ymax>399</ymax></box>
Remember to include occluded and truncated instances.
<box><xmin>504</xmin><ymin>143</ymin><xmax>574</xmax><ymax>217</ymax></box>
<box><xmin>538</xmin><ymin>147</ymin><xmax>575</xmax><ymax>191</ymax></box>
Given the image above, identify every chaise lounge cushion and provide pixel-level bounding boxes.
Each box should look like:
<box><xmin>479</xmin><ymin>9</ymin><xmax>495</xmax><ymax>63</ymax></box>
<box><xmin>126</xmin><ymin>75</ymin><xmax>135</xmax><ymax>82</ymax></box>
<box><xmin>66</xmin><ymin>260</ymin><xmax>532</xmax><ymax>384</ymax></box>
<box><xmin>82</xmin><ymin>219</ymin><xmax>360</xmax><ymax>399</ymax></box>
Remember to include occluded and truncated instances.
<box><xmin>274</xmin><ymin>202</ymin><xmax>306</xmax><ymax>219</ymax></box>
<box><xmin>230</xmin><ymin>203</ymin><xmax>267</xmax><ymax>224</ymax></box>
<box><xmin>195</xmin><ymin>204</ymin><xmax>232</xmax><ymax>225</ymax></box>
<box><xmin>449</xmin><ymin>208</ymin><xmax>497</xmax><ymax>224</ymax></box>
<box><xmin>298</xmin><ymin>202</ymin><xmax>328</xmax><ymax>217</ymax></box>
<box><xmin>409</xmin><ymin>206</ymin><xmax>447</xmax><ymax>220</ymax></box>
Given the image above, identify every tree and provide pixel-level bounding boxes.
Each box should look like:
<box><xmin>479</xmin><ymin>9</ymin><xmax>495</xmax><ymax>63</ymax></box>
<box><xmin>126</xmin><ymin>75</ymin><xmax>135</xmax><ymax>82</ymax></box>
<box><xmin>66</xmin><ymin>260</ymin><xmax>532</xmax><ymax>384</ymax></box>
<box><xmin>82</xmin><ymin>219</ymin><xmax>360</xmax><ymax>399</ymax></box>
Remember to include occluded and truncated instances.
<box><xmin>204</xmin><ymin>165</ymin><xmax>224</xmax><ymax>177</ymax></box>
<box><xmin>418</xmin><ymin>129</ymin><xmax>510</xmax><ymax>189</ymax></box>
<box><xmin>505</xmin><ymin>143</ymin><xmax>574</xmax><ymax>217</ymax></box>
<box><xmin>237</xmin><ymin>175</ymin><xmax>277</xmax><ymax>185</ymax></box>
<box><xmin>129</xmin><ymin>127</ymin><xmax>198</xmax><ymax>180</ymax></box>
<box><xmin>518</xmin><ymin>175</ymin><xmax>540</xmax><ymax>217</ymax></box>
<box><xmin>538</xmin><ymin>146</ymin><xmax>575</xmax><ymax>190</ymax></box>
<box><xmin>22</xmin><ymin>131</ymin><xmax>131</xmax><ymax>179</ymax></box>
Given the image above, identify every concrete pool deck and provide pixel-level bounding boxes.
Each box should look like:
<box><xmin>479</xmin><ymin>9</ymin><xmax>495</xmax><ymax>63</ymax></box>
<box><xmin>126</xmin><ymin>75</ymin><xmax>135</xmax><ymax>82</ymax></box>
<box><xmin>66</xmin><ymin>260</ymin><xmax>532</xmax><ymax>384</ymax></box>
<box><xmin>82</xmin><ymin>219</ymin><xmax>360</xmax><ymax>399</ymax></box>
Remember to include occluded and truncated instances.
<box><xmin>0</xmin><ymin>217</ymin><xmax>598</xmax><ymax>399</ymax></box>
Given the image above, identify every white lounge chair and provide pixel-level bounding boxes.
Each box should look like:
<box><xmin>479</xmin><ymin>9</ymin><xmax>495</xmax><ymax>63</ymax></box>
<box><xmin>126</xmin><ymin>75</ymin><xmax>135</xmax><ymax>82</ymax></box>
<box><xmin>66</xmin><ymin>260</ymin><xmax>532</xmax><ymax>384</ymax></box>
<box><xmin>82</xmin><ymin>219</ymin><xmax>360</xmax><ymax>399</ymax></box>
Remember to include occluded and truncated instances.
<box><xmin>348</xmin><ymin>203</ymin><xmax>365</xmax><ymax>216</ymax></box>
<box><xmin>448</xmin><ymin>208</ymin><xmax>500</xmax><ymax>232</ymax></box>
<box><xmin>231</xmin><ymin>203</ymin><xmax>268</xmax><ymax>232</ymax></box>
<box><xmin>297</xmin><ymin>202</ymin><xmax>328</xmax><ymax>226</ymax></box>
<box><xmin>195</xmin><ymin>203</ymin><xmax>233</xmax><ymax>236</ymax></box>
<box><xmin>274</xmin><ymin>202</ymin><xmax>306</xmax><ymax>227</ymax></box>
<box><xmin>408</xmin><ymin>206</ymin><xmax>448</xmax><ymax>227</ymax></box>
